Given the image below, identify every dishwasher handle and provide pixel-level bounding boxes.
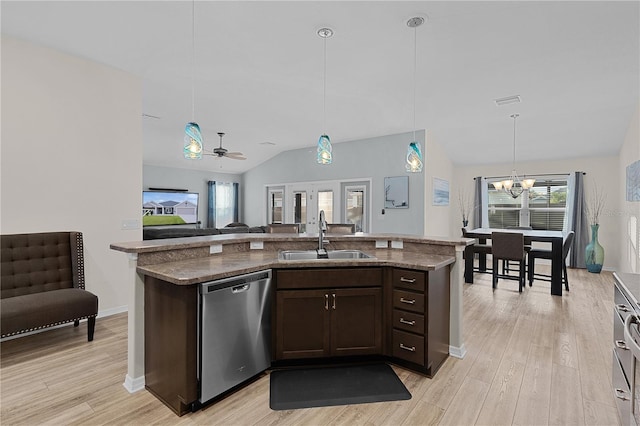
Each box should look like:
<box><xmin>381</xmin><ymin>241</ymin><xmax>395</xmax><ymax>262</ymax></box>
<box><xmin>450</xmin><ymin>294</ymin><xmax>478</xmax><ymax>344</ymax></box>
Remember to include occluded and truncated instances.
<box><xmin>232</xmin><ymin>284</ymin><xmax>250</xmax><ymax>293</ymax></box>
<box><xmin>624</xmin><ymin>313</ymin><xmax>640</xmax><ymax>360</ymax></box>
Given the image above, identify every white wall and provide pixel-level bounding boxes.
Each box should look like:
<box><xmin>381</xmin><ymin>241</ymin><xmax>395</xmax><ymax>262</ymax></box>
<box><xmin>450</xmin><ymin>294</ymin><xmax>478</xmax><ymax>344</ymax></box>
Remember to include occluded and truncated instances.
<box><xmin>451</xmin><ymin>155</ymin><xmax>621</xmax><ymax>271</ymax></box>
<box><xmin>424</xmin><ymin>130</ymin><xmax>454</xmax><ymax>237</ymax></box>
<box><xmin>242</xmin><ymin>131</ymin><xmax>426</xmax><ymax>234</ymax></box>
<box><xmin>1</xmin><ymin>36</ymin><xmax>142</xmax><ymax>314</ymax></box>
<box><xmin>143</xmin><ymin>165</ymin><xmax>242</xmax><ymax>227</ymax></box>
<box><xmin>619</xmin><ymin>104</ymin><xmax>640</xmax><ymax>273</ymax></box>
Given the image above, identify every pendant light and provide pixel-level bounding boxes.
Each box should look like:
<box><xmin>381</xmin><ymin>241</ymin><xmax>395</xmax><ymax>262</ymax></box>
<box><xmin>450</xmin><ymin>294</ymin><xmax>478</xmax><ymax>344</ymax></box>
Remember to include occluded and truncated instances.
<box><xmin>183</xmin><ymin>0</ymin><xmax>203</xmax><ymax>160</ymax></box>
<box><xmin>317</xmin><ymin>27</ymin><xmax>333</xmax><ymax>165</ymax></box>
<box><xmin>406</xmin><ymin>16</ymin><xmax>424</xmax><ymax>173</ymax></box>
<box><xmin>492</xmin><ymin>114</ymin><xmax>535</xmax><ymax>198</ymax></box>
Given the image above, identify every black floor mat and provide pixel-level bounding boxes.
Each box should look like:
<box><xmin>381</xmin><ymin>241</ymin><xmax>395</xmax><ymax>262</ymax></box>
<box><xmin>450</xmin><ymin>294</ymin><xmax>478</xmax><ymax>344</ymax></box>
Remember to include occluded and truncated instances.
<box><xmin>269</xmin><ymin>363</ymin><xmax>411</xmax><ymax>410</ymax></box>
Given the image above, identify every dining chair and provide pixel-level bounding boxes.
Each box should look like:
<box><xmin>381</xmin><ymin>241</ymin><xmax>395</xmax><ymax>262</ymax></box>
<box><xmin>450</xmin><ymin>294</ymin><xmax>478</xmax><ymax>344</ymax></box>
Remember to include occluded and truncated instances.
<box><xmin>491</xmin><ymin>231</ymin><xmax>526</xmax><ymax>292</ymax></box>
<box><xmin>503</xmin><ymin>226</ymin><xmax>532</xmax><ymax>274</ymax></box>
<box><xmin>462</xmin><ymin>227</ymin><xmax>493</xmax><ymax>275</ymax></box>
<box><xmin>326</xmin><ymin>223</ymin><xmax>356</xmax><ymax>234</ymax></box>
<box><xmin>266</xmin><ymin>223</ymin><xmax>300</xmax><ymax>233</ymax></box>
<box><xmin>527</xmin><ymin>231</ymin><xmax>574</xmax><ymax>291</ymax></box>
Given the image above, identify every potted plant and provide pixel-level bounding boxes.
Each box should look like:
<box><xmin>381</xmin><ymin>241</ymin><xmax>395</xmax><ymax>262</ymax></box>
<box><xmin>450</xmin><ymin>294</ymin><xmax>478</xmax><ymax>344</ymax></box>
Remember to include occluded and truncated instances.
<box><xmin>458</xmin><ymin>188</ymin><xmax>472</xmax><ymax>228</ymax></box>
<box><xmin>585</xmin><ymin>183</ymin><xmax>606</xmax><ymax>273</ymax></box>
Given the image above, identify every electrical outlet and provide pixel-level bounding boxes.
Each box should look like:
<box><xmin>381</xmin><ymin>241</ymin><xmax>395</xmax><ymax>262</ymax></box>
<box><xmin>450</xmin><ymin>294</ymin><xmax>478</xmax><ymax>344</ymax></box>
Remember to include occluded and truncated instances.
<box><xmin>375</xmin><ymin>240</ymin><xmax>388</xmax><ymax>248</ymax></box>
<box><xmin>121</xmin><ymin>219</ymin><xmax>140</xmax><ymax>230</ymax></box>
<box><xmin>209</xmin><ymin>244</ymin><xmax>222</xmax><ymax>254</ymax></box>
<box><xmin>391</xmin><ymin>240</ymin><xmax>404</xmax><ymax>249</ymax></box>
<box><xmin>250</xmin><ymin>241</ymin><xmax>263</xmax><ymax>250</ymax></box>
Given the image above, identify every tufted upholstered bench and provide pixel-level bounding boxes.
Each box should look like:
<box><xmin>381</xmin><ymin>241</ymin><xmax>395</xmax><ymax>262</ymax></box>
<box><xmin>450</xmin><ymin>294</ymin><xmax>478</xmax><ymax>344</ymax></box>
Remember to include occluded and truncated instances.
<box><xmin>1</xmin><ymin>231</ymin><xmax>99</xmax><ymax>341</ymax></box>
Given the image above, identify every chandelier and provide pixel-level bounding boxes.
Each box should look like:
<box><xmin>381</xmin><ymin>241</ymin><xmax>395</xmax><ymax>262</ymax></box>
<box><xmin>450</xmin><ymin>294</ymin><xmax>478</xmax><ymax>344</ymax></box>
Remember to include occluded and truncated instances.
<box><xmin>492</xmin><ymin>114</ymin><xmax>535</xmax><ymax>198</ymax></box>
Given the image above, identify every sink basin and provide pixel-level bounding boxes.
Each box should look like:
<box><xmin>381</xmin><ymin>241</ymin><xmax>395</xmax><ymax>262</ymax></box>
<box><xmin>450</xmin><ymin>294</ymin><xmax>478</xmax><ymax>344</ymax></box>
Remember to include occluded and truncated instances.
<box><xmin>278</xmin><ymin>249</ymin><xmax>374</xmax><ymax>261</ymax></box>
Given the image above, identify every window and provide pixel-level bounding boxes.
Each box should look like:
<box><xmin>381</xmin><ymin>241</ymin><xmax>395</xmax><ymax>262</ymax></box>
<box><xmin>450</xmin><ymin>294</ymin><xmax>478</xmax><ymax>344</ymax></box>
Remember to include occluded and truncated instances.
<box><xmin>317</xmin><ymin>190</ymin><xmax>333</xmax><ymax>223</ymax></box>
<box><xmin>267</xmin><ymin>188</ymin><xmax>284</xmax><ymax>224</ymax></box>
<box><xmin>208</xmin><ymin>181</ymin><xmax>239</xmax><ymax>228</ymax></box>
<box><xmin>344</xmin><ymin>185</ymin><xmax>366</xmax><ymax>232</ymax></box>
<box><xmin>293</xmin><ymin>191</ymin><xmax>307</xmax><ymax>232</ymax></box>
<box><xmin>487</xmin><ymin>177</ymin><xmax>567</xmax><ymax>231</ymax></box>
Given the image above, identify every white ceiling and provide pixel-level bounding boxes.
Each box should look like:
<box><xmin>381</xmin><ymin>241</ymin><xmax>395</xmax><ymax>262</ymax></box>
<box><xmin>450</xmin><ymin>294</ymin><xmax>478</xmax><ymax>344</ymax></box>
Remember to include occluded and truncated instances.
<box><xmin>2</xmin><ymin>1</ymin><xmax>639</xmax><ymax>174</ymax></box>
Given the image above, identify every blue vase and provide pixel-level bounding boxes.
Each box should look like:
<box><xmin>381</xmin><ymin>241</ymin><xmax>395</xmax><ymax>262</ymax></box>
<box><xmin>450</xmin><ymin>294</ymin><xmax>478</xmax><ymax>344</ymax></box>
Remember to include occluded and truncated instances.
<box><xmin>585</xmin><ymin>224</ymin><xmax>604</xmax><ymax>273</ymax></box>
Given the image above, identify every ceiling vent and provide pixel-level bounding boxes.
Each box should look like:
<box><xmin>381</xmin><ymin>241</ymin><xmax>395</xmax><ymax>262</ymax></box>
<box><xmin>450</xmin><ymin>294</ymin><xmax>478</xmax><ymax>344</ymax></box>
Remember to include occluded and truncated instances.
<box><xmin>494</xmin><ymin>95</ymin><xmax>521</xmax><ymax>106</ymax></box>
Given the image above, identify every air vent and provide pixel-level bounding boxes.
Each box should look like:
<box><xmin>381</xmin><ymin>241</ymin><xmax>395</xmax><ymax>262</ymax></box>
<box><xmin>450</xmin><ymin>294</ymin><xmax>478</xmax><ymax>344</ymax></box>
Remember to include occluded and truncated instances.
<box><xmin>494</xmin><ymin>95</ymin><xmax>521</xmax><ymax>106</ymax></box>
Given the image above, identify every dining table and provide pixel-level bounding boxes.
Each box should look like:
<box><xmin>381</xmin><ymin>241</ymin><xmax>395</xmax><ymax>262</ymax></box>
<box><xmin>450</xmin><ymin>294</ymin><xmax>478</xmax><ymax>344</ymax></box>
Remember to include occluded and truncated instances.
<box><xmin>463</xmin><ymin>227</ymin><xmax>566</xmax><ymax>296</ymax></box>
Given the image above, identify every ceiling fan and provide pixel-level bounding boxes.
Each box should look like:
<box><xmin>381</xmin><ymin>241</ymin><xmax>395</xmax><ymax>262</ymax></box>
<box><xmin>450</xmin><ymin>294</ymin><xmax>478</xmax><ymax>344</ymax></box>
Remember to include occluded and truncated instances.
<box><xmin>205</xmin><ymin>132</ymin><xmax>246</xmax><ymax>160</ymax></box>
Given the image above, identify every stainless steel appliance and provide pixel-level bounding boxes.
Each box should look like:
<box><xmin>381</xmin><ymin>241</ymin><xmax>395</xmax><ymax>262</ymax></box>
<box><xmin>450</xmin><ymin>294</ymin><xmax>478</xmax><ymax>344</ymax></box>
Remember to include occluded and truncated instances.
<box><xmin>199</xmin><ymin>270</ymin><xmax>272</xmax><ymax>404</ymax></box>
<box><xmin>618</xmin><ymin>272</ymin><xmax>640</xmax><ymax>426</ymax></box>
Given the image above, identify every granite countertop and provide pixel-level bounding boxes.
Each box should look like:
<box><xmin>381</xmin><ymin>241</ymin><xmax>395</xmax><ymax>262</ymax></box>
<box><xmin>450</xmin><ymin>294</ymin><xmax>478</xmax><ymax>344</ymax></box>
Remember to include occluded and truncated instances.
<box><xmin>137</xmin><ymin>248</ymin><xmax>456</xmax><ymax>285</ymax></box>
<box><xmin>111</xmin><ymin>232</ymin><xmax>472</xmax><ymax>254</ymax></box>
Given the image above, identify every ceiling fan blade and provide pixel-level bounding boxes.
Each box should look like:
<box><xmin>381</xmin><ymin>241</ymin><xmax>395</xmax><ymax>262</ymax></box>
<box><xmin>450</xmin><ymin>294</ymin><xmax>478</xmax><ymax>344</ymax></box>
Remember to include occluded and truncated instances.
<box><xmin>225</xmin><ymin>153</ymin><xmax>246</xmax><ymax>160</ymax></box>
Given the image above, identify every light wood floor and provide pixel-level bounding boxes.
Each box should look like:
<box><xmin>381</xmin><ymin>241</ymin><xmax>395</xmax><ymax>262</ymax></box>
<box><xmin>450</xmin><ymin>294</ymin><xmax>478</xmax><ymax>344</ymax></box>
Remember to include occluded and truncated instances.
<box><xmin>1</xmin><ymin>267</ymin><xmax>620</xmax><ymax>425</ymax></box>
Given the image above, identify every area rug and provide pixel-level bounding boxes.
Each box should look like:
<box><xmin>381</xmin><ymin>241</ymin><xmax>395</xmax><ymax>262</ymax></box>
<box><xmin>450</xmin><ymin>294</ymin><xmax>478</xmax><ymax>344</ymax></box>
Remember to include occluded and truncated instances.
<box><xmin>269</xmin><ymin>363</ymin><xmax>411</xmax><ymax>410</ymax></box>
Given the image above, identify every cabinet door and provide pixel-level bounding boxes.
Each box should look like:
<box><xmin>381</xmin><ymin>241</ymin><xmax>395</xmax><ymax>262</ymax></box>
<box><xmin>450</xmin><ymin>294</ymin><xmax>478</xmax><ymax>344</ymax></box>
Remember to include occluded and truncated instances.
<box><xmin>276</xmin><ymin>289</ymin><xmax>330</xmax><ymax>359</ymax></box>
<box><xmin>331</xmin><ymin>287</ymin><xmax>382</xmax><ymax>356</ymax></box>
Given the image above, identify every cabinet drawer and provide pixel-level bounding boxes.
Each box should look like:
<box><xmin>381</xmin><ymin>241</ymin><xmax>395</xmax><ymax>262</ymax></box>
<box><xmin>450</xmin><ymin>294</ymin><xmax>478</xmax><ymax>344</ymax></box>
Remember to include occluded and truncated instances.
<box><xmin>276</xmin><ymin>268</ymin><xmax>382</xmax><ymax>290</ymax></box>
<box><xmin>393</xmin><ymin>269</ymin><xmax>425</xmax><ymax>292</ymax></box>
<box><xmin>613</xmin><ymin>310</ymin><xmax>633</xmax><ymax>387</ymax></box>
<box><xmin>392</xmin><ymin>329</ymin><xmax>425</xmax><ymax>366</ymax></box>
<box><xmin>392</xmin><ymin>309</ymin><xmax>425</xmax><ymax>334</ymax></box>
<box><xmin>615</xmin><ymin>285</ymin><xmax>635</xmax><ymax>324</ymax></box>
<box><xmin>393</xmin><ymin>289</ymin><xmax>425</xmax><ymax>314</ymax></box>
<box><xmin>613</xmin><ymin>350</ymin><xmax>632</xmax><ymax>426</ymax></box>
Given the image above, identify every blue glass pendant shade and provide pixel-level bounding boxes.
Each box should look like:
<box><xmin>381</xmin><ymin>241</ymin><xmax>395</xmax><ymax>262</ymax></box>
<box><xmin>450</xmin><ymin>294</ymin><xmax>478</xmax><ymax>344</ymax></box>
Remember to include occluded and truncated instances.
<box><xmin>184</xmin><ymin>122</ymin><xmax>203</xmax><ymax>159</ymax></box>
<box><xmin>406</xmin><ymin>141</ymin><xmax>423</xmax><ymax>172</ymax></box>
<box><xmin>317</xmin><ymin>134</ymin><xmax>332</xmax><ymax>165</ymax></box>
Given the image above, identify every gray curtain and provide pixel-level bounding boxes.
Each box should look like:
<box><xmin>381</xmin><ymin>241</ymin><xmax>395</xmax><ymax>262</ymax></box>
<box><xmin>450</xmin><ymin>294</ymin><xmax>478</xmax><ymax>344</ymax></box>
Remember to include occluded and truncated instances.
<box><xmin>568</xmin><ymin>172</ymin><xmax>589</xmax><ymax>268</ymax></box>
<box><xmin>473</xmin><ymin>176</ymin><xmax>483</xmax><ymax>228</ymax></box>
<box><xmin>207</xmin><ymin>180</ymin><xmax>216</xmax><ymax>228</ymax></box>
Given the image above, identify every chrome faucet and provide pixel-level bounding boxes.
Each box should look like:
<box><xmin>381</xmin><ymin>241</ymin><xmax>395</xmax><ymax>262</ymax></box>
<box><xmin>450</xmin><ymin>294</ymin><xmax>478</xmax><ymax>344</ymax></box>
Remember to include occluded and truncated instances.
<box><xmin>317</xmin><ymin>210</ymin><xmax>328</xmax><ymax>258</ymax></box>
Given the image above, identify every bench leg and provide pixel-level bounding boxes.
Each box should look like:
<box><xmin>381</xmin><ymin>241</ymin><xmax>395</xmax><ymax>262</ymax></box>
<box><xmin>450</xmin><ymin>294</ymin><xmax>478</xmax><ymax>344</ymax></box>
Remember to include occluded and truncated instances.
<box><xmin>87</xmin><ymin>317</ymin><xmax>96</xmax><ymax>342</ymax></box>
<box><xmin>74</xmin><ymin>320</ymin><xmax>80</xmax><ymax>327</ymax></box>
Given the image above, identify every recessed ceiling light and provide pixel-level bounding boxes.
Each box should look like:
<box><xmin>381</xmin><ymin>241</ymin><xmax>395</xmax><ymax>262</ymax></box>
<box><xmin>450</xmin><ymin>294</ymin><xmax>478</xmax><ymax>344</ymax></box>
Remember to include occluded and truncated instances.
<box><xmin>494</xmin><ymin>95</ymin><xmax>521</xmax><ymax>106</ymax></box>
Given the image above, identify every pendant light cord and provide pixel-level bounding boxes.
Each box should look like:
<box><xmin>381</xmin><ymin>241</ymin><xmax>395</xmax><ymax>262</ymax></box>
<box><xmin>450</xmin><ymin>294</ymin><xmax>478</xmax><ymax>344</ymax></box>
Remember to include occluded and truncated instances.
<box><xmin>323</xmin><ymin>33</ymin><xmax>327</xmax><ymax>134</ymax></box>
<box><xmin>412</xmin><ymin>24</ymin><xmax>417</xmax><ymax>142</ymax></box>
<box><xmin>191</xmin><ymin>0</ymin><xmax>195</xmax><ymax>121</ymax></box>
<box><xmin>512</xmin><ymin>114</ymin><xmax>518</xmax><ymax>168</ymax></box>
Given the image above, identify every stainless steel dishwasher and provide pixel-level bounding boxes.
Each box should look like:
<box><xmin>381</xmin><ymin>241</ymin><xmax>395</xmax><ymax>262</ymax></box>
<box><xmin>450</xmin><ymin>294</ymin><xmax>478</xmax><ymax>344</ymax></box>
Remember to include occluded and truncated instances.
<box><xmin>199</xmin><ymin>270</ymin><xmax>272</xmax><ymax>405</ymax></box>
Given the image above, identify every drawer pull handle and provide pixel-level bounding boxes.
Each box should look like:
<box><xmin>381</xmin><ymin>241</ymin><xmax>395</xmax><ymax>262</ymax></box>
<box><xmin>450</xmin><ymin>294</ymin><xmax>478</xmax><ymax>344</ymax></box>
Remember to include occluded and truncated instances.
<box><xmin>617</xmin><ymin>304</ymin><xmax>631</xmax><ymax>312</ymax></box>
<box><xmin>400</xmin><ymin>277</ymin><xmax>416</xmax><ymax>283</ymax></box>
<box><xmin>332</xmin><ymin>293</ymin><xmax>336</xmax><ymax>310</ymax></box>
<box><xmin>325</xmin><ymin>294</ymin><xmax>329</xmax><ymax>311</ymax></box>
<box><xmin>400</xmin><ymin>318</ymin><xmax>416</xmax><ymax>326</ymax></box>
<box><xmin>615</xmin><ymin>388</ymin><xmax>630</xmax><ymax>401</ymax></box>
<box><xmin>399</xmin><ymin>343</ymin><xmax>416</xmax><ymax>352</ymax></box>
<box><xmin>400</xmin><ymin>297</ymin><xmax>416</xmax><ymax>305</ymax></box>
<box><xmin>615</xmin><ymin>340</ymin><xmax>629</xmax><ymax>350</ymax></box>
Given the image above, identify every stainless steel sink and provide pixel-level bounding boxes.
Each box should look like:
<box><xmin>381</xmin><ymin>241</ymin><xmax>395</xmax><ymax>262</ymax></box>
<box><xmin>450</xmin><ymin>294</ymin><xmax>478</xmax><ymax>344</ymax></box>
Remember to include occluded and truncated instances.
<box><xmin>278</xmin><ymin>249</ymin><xmax>374</xmax><ymax>261</ymax></box>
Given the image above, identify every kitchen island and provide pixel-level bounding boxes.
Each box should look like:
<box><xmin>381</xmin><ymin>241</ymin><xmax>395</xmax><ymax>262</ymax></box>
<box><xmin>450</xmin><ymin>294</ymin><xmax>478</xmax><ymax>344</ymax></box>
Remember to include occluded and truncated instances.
<box><xmin>111</xmin><ymin>232</ymin><xmax>472</xmax><ymax>414</ymax></box>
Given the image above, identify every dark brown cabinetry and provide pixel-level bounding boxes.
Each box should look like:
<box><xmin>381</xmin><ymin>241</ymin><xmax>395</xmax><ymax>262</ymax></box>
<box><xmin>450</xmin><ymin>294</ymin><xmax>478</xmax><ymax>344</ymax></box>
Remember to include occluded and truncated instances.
<box><xmin>144</xmin><ymin>276</ymin><xmax>198</xmax><ymax>416</ymax></box>
<box><xmin>274</xmin><ymin>268</ymin><xmax>382</xmax><ymax>360</ymax></box>
<box><xmin>387</xmin><ymin>266</ymin><xmax>450</xmax><ymax>376</ymax></box>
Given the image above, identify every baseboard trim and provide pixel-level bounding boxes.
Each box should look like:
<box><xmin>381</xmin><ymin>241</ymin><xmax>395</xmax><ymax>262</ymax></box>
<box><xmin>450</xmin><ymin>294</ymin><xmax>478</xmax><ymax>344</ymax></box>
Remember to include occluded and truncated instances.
<box><xmin>449</xmin><ymin>344</ymin><xmax>467</xmax><ymax>359</ymax></box>
<box><xmin>123</xmin><ymin>374</ymin><xmax>145</xmax><ymax>393</ymax></box>
<box><xmin>97</xmin><ymin>305</ymin><xmax>128</xmax><ymax>318</ymax></box>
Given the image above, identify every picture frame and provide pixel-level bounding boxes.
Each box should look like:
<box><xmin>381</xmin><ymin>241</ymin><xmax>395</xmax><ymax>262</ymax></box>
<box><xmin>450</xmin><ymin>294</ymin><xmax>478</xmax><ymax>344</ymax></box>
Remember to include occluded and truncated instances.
<box><xmin>432</xmin><ymin>177</ymin><xmax>450</xmax><ymax>206</ymax></box>
<box><xmin>627</xmin><ymin>160</ymin><xmax>640</xmax><ymax>202</ymax></box>
<box><xmin>384</xmin><ymin>176</ymin><xmax>409</xmax><ymax>208</ymax></box>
